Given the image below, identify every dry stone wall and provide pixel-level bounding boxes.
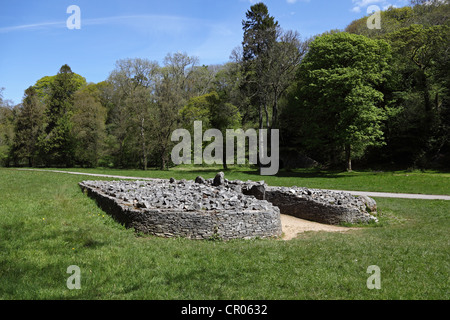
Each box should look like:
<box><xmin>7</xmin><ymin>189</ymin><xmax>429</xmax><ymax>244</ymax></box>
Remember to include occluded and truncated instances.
<box><xmin>79</xmin><ymin>172</ymin><xmax>378</xmax><ymax>240</ymax></box>
<box><xmin>79</xmin><ymin>179</ymin><xmax>282</xmax><ymax>240</ymax></box>
<box><xmin>241</xmin><ymin>184</ymin><xmax>378</xmax><ymax>225</ymax></box>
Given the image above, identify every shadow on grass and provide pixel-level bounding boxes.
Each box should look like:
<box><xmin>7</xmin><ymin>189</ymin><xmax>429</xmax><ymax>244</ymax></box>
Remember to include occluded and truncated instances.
<box><xmin>237</xmin><ymin>169</ymin><xmax>355</xmax><ymax>180</ymax></box>
<box><xmin>163</xmin><ymin>166</ymin><xmax>356</xmax><ymax>180</ymax></box>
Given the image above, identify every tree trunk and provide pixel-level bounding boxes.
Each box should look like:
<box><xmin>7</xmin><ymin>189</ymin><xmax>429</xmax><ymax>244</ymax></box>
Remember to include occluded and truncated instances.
<box><xmin>345</xmin><ymin>144</ymin><xmax>352</xmax><ymax>172</ymax></box>
<box><xmin>272</xmin><ymin>90</ymin><xmax>278</xmax><ymax>129</ymax></box>
<box><xmin>264</xmin><ymin>101</ymin><xmax>270</xmax><ymax>129</ymax></box>
<box><xmin>141</xmin><ymin>118</ymin><xmax>147</xmax><ymax>171</ymax></box>
<box><xmin>222</xmin><ymin>149</ymin><xmax>228</xmax><ymax>171</ymax></box>
<box><xmin>259</xmin><ymin>103</ymin><xmax>263</xmax><ymax>131</ymax></box>
<box><xmin>420</xmin><ymin>70</ymin><xmax>431</xmax><ymax>113</ymax></box>
<box><xmin>257</xmin><ymin>102</ymin><xmax>264</xmax><ymax>173</ymax></box>
<box><xmin>160</xmin><ymin>146</ymin><xmax>167</xmax><ymax>171</ymax></box>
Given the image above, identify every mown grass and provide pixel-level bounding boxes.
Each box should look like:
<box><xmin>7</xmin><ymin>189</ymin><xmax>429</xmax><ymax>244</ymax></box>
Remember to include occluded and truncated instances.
<box><xmin>0</xmin><ymin>168</ymin><xmax>448</xmax><ymax>300</ymax></box>
<box><xmin>28</xmin><ymin>165</ymin><xmax>450</xmax><ymax>195</ymax></box>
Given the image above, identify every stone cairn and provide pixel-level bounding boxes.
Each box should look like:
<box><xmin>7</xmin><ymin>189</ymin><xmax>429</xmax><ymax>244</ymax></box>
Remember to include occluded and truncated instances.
<box><xmin>79</xmin><ymin>172</ymin><xmax>378</xmax><ymax>240</ymax></box>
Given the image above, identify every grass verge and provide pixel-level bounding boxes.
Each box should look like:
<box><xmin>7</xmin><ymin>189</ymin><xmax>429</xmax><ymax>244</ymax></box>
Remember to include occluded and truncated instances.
<box><xmin>17</xmin><ymin>165</ymin><xmax>450</xmax><ymax>195</ymax></box>
<box><xmin>0</xmin><ymin>168</ymin><xmax>448</xmax><ymax>299</ymax></box>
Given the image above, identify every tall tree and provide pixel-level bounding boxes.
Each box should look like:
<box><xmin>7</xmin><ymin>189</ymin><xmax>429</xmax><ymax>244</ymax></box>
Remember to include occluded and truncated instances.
<box><xmin>11</xmin><ymin>86</ymin><xmax>44</xmax><ymax>167</ymax></box>
<box><xmin>241</xmin><ymin>2</ymin><xmax>305</xmax><ymax>173</ymax></box>
<box><xmin>241</xmin><ymin>2</ymin><xmax>279</xmax><ymax>131</ymax></box>
<box><xmin>107</xmin><ymin>58</ymin><xmax>160</xmax><ymax>169</ymax></box>
<box><xmin>292</xmin><ymin>32</ymin><xmax>392</xmax><ymax>171</ymax></box>
<box><xmin>33</xmin><ymin>73</ymin><xmax>87</xmax><ymax>106</ymax></box>
<box><xmin>39</xmin><ymin>65</ymin><xmax>85</xmax><ymax>166</ymax></box>
<box><xmin>152</xmin><ymin>52</ymin><xmax>198</xmax><ymax>170</ymax></box>
<box><xmin>0</xmin><ymin>88</ymin><xmax>16</xmax><ymax>166</ymax></box>
<box><xmin>71</xmin><ymin>85</ymin><xmax>107</xmax><ymax>167</ymax></box>
<box><xmin>241</xmin><ymin>3</ymin><xmax>305</xmax><ymax>128</ymax></box>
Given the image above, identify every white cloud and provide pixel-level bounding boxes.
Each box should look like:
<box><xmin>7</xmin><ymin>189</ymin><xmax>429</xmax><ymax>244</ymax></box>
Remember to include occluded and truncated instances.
<box><xmin>0</xmin><ymin>14</ymin><xmax>201</xmax><ymax>35</ymax></box>
<box><xmin>351</xmin><ymin>0</ymin><xmax>404</xmax><ymax>13</ymax></box>
<box><xmin>353</xmin><ymin>0</ymin><xmax>384</xmax><ymax>5</ymax></box>
<box><xmin>383</xmin><ymin>4</ymin><xmax>398</xmax><ymax>10</ymax></box>
<box><xmin>0</xmin><ymin>21</ymin><xmax>64</xmax><ymax>33</ymax></box>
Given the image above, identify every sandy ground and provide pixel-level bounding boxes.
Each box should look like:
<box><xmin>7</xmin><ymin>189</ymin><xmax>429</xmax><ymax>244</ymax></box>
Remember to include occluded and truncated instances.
<box><xmin>280</xmin><ymin>214</ymin><xmax>354</xmax><ymax>240</ymax></box>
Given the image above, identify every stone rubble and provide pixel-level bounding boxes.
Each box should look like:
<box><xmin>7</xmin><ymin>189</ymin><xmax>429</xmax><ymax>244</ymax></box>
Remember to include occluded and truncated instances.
<box><xmin>81</xmin><ymin>177</ymin><xmax>275</xmax><ymax>213</ymax></box>
<box><xmin>79</xmin><ymin>171</ymin><xmax>378</xmax><ymax>240</ymax></box>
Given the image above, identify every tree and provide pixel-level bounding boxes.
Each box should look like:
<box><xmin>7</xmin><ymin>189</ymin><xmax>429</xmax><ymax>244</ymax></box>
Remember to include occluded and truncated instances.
<box><xmin>241</xmin><ymin>2</ymin><xmax>279</xmax><ymax>131</ymax></box>
<box><xmin>384</xmin><ymin>24</ymin><xmax>450</xmax><ymax>167</ymax></box>
<box><xmin>180</xmin><ymin>91</ymin><xmax>241</xmax><ymax>170</ymax></box>
<box><xmin>126</xmin><ymin>85</ymin><xmax>154</xmax><ymax>170</ymax></box>
<box><xmin>292</xmin><ymin>32</ymin><xmax>392</xmax><ymax>171</ymax></box>
<box><xmin>0</xmin><ymin>88</ymin><xmax>16</xmax><ymax>166</ymax></box>
<box><xmin>241</xmin><ymin>2</ymin><xmax>305</xmax><ymax>173</ymax></box>
<box><xmin>214</xmin><ymin>60</ymin><xmax>254</xmax><ymax>127</ymax></box>
<box><xmin>11</xmin><ymin>86</ymin><xmax>44</xmax><ymax>167</ymax></box>
<box><xmin>107</xmin><ymin>58</ymin><xmax>160</xmax><ymax>169</ymax></box>
<box><xmin>259</xmin><ymin>29</ymin><xmax>305</xmax><ymax>129</ymax></box>
<box><xmin>152</xmin><ymin>52</ymin><xmax>198</xmax><ymax>170</ymax></box>
<box><xmin>39</xmin><ymin>65</ymin><xmax>85</xmax><ymax>166</ymax></box>
<box><xmin>187</xmin><ymin>65</ymin><xmax>221</xmax><ymax>97</ymax></box>
<box><xmin>71</xmin><ymin>85</ymin><xmax>107</xmax><ymax>167</ymax></box>
<box><xmin>33</xmin><ymin>73</ymin><xmax>86</xmax><ymax>106</ymax></box>
<box><xmin>345</xmin><ymin>3</ymin><xmax>450</xmax><ymax>168</ymax></box>
<box><xmin>386</xmin><ymin>25</ymin><xmax>449</xmax><ymax>115</ymax></box>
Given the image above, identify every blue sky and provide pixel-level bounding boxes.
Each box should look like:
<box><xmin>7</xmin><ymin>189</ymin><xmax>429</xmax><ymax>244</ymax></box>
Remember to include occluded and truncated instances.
<box><xmin>0</xmin><ymin>0</ymin><xmax>410</xmax><ymax>105</ymax></box>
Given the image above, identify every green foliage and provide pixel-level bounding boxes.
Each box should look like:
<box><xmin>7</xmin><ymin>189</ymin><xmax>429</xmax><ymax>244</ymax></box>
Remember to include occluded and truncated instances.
<box><xmin>71</xmin><ymin>85</ymin><xmax>107</xmax><ymax>167</ymax></box>
<box><xmin>11</xmin><ymin>86</ymin><xmax>45</xmax><ymax>166</ymax></box>
<box><xmin>0</xmin><ymin>107</ymin><xmax>14</xmax><ymax>166</ymax></box>
<box><xmin>36</xmin><ymin>65</ymin><xmax>87</xmax><ymax>167</ymax></box>
<box><xmin>345</xmin><ymin>1</ymin><xmax>449</xmax><ymax>36</ymax></box>
<box><xmin>289</xmin><ymin>33</ymin><xmax>391</xmax><ymax>170</ymax></box>
<box><xmin>179</xmin><ymin>91</ymin><xmax>242</xmax><ymax>168</ymax></box>
<box><xmin>2</xmin><ymin>2</ymin><xmax>449</xmax><ymax>171</ymax></box>
<box><xmin>242</xmin><ymin>2</ymin><xmax>279</xmax><ymax>61</ymax></box>
<box><xmin>33</xmin><ymin>73</ymin><xmax>86</xmax><ymax>106</ymax></box>
<box><xmin>180</xmin><ymin>93</ymin><xmax>214</xmax><ymax>129</ymax></box>
<box><xmin>380</xmin><ymin>24</ymin><xmax>450</xmax><ymax>168</ymax></box>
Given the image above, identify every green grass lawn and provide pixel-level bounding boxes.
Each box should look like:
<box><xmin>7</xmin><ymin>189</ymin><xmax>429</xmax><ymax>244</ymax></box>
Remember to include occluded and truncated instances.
<box><xmin>25</xmin><ymin>165</ymin><xmax>450</xmax><ymax>195</ymax></box>
<box><xmin>0</xmin><ymin>168</ymin><xmax>449</xmax><ymax>300</ymax></box>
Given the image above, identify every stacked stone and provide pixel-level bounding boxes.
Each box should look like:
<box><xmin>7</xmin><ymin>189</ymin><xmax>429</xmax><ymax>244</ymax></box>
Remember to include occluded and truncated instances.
<box><xmin>80</xmin><ymin>177</ymin><xmax>274</xmax><ymax>213</ymax></box>
<box><xmin>235</xmin><ymin>182</ymin><xmax>378</xmax><ymax>225</ymax></box>
<box><xmin>79</xmin><ymin>171</ymin><xmax>379</xmax><ymax>240</ymax></box>
<box><xmin>79</xmin><ymin>174</ymin><xmax>282</xmax><ymax>240</ymax></box>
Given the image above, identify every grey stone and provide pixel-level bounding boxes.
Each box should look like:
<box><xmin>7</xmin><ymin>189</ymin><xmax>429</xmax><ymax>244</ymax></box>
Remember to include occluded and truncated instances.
<box><xmin>195</xmin><ymin>176</ymin><xmax>206</xmax><ymax>184</ymax></box>
<box><xmin>358</xmin><ymin>195</ymin><xmax>377</xmax><ymax>213</ymax></box>
<box><xmin>212</xmin><ymin>172</ymin><xmax>225</xmax><ymax>186</ymax></box>
<box><xmin>79</xmin><ymin>172</ymin><xmax>378</xmax><ymax>240</ymax></box>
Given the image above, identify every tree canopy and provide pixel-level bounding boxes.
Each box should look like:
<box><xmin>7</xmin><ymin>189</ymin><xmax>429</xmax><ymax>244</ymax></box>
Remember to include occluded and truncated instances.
<box><xmin>1</xmin><ymin>1</ymin><xmax>449</xmax><ymax>171</ymax></box>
